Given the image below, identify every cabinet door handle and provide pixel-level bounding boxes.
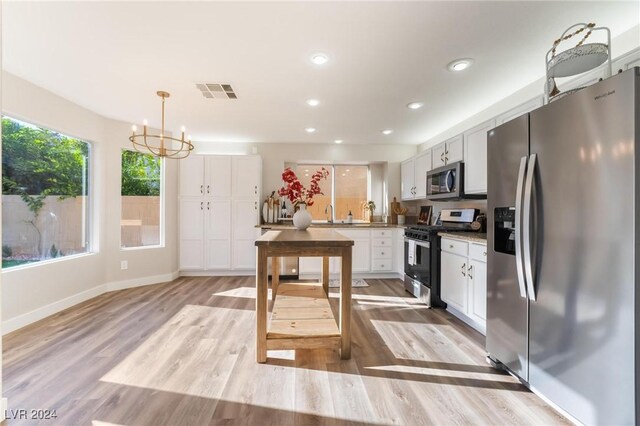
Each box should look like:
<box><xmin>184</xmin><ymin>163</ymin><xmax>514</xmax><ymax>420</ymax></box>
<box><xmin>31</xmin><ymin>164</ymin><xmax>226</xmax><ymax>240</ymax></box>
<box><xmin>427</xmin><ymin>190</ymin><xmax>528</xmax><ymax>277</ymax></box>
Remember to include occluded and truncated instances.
<box><xmin>381</xmin><ymin>252</ymin><xmax>385</xmax><ymax>256</ymax></box>
<box><xmin>449</xmin><ymin>244</ymin><xmax>454</xmax><ymax>249</ymax></box>
<box><xmin>254</xmin><ymin>185</ymin><xmax>258</xmax><ymax>195</ymax></box>
<box><xmin>461</xmin><ymin>262</ymin><xmax>466</xmax><ymax>277</ymax></box>
<box><xmin>468</xmin><ymin>265</ymin><xmax>473</xmax><ymax>280</ymax></box>
<box><xmin>483</xmin><ymin>251</ymin><xmax>487</xmax><ymax>257</ymax></box>
<box><xmin>200</xmin><ymin>185</ymin><xmax>204</xmax><ymax>194</ymax></box>
<box><xmin>207</xmin><ymin>201</ymin><xmax>210</xmax><ymax>210</ymax></box>
<box><xmin>200</xmin><ymin>201</ymin><xmax>203</xmax><ymax>210</ymax></box>
<box><xmin>255</xmin><ymin>201</ymin><xmax>258</xmax><ymax>210</ymax></box>
<box><xmin>207</xmin><ymin>185</ymin><xmax>210</xmax><ymax>194</ymax></box>
<box><xmin>440</xmin><ymin>152</ymin><xmax>444</xmax><ymax>158</ymax></box>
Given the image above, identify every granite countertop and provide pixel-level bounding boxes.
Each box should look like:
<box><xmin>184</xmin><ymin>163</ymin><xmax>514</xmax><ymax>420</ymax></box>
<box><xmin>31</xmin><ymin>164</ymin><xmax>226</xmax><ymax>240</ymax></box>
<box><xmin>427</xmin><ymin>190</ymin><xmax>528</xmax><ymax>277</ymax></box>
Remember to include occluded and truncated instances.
<box><xmin>438</xmin><ymin>232</ymin><xmax>487</xmax><ymax>243</ymax></box>
<box><xmin>257</xmin><ymin>222</ymin><xmax>406</xmax><ymax>229</ymax></box>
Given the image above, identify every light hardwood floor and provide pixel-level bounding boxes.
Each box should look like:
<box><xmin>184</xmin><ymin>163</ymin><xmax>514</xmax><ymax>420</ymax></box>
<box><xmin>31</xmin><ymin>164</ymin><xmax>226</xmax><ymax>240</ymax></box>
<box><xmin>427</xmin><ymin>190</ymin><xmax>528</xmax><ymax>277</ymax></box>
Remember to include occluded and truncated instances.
<box><xmin>3</xmin><ymin>277</ymin><xmax>568</xmax><ymax>425</ymax></box>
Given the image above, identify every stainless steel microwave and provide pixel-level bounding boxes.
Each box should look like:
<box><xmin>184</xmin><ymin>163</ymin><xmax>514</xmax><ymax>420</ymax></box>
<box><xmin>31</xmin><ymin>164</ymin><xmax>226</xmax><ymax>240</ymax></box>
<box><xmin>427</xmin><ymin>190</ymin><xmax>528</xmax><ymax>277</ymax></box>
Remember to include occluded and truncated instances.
<box><xmin>426</xmin><ymin>161</ymin><xmax>484</xmax><ymax>201</ymax></box>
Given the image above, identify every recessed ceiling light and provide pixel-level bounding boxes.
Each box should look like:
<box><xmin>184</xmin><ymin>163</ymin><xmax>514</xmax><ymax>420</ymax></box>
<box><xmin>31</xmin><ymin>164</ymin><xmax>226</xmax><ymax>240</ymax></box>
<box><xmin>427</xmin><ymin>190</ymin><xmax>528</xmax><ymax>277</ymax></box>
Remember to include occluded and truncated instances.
<box><xmin>447</xmin><ymin>58</ymin><xmax>474</xmax><ymax>72</ymax></box>
<box><xmin>305</xmin><ymin>127</ymin><xmax>316</xmax><ymax>133</ymax></box>
<box><xmin>310</xmin><ymin>53</ymin><xmax>328</xmax><ymax>65</ymax></box>
<box><xmin>381</xmin><ymin>129</ymin><xmax>393</xmax><ymax>135</ymax></box>
<box><xmin>407</xmin><ymin>102</ymin><xmax>424</xmax><ymax>110</ymax></box>
<box><xmin>306</xmin><ymin>99</ymin><xmax>320</xmax><ymax>107</ymax></box>
<box><xmin>334</xmin><ymin>139</ymin><xmax>343</xmax><ymax>144</ymax></box>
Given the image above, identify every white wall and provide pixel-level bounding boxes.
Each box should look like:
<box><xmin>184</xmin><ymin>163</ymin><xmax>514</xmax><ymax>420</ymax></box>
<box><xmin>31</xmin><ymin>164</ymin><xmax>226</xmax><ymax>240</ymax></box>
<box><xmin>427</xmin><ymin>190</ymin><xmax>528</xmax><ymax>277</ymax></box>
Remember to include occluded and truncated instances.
<box><xmin>193</xmin><ymin>142</ymin><xmax>417</xmax><ymax>216</ymax></box>
<box><xmin>1</xmin><ymin>72</ymin><xmax>179</xmax><ymax>332</ymax></box>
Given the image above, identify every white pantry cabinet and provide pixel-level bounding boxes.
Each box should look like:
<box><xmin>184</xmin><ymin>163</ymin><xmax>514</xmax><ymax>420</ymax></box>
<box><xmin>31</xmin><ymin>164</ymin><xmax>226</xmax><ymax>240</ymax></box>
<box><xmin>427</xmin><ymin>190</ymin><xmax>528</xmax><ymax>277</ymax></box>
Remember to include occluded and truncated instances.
<box><xmin>179</xmin><ymin>155</ymin><xmax>261</xmax><ymax>272</ymax></box>
<box><xmin>463</xmin><ymin>120</ymin><xmax>495</xmax><ymax>195</ymax></box>
<box><xmin>440</xmin><ymin>237</ymin><xmax>487</xmax><ymax>334</ymax></box>
<box><xmin>401</xmin><ymin>150</ymin><xmax>432</xmax><ymax>201</ymax></box>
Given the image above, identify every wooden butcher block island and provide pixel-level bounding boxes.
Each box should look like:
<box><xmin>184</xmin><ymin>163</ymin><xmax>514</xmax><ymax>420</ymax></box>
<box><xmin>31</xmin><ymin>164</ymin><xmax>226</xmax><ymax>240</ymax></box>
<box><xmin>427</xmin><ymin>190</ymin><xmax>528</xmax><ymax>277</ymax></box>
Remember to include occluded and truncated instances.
<box><xmin>255</xmin><ymin>229</ymin><xmax>354</xmax><ymax>363</ymax></box>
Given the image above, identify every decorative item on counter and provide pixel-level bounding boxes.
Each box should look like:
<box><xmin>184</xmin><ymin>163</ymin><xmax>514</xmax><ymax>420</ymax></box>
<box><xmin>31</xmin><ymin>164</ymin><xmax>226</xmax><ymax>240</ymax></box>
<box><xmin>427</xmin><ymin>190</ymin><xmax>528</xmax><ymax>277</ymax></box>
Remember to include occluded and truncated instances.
<box><xmin>471</xmin><ymin>213</ymin><xmax>487</xmax><ymax>232</ymax></box>
<box><xmin>544</xmin><ymin>22</ymin><xmax>611</xmax><ymax>103</ymax></box>
<box><xmin>389</xmin><ymin>197</ymin><xmax>400</xmax><ymax>224</ymax></box>
<box><xmin>347</xmin><ymin>211</ymin><xmax>353</xmax><ymax>224</ymax></box>
<box><xmin>278</xmin><ymin>167</ymin><xmax>329</xmax><ymax>230</ymax></box>
<box><xmin>417</xmin><ymin>205</ymin><xmax>432</xmax><ymax>225</ymax></box>
<box><xmin>394</xmin><ymin>205</ymin><xmax>408</xmax><ymax>225</ymax></box>
<box><xmin>262</xmin><ymin>191</ymin><xmax>281</xmax><ymax>224</ymax></box>
<box><xmin>363</xmin><ymin>200</ymin><xmax>376</xmax><ymax>222</ymax></box>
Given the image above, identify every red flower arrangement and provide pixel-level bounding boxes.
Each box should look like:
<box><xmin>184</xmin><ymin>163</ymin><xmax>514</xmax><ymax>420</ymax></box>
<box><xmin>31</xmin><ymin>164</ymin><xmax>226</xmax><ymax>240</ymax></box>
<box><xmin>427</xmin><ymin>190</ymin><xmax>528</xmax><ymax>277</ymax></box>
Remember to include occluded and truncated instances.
<box><xmin>278</xmin><ymin>167</ymin><xmax>329</xmax><ymax>207</ymax></box>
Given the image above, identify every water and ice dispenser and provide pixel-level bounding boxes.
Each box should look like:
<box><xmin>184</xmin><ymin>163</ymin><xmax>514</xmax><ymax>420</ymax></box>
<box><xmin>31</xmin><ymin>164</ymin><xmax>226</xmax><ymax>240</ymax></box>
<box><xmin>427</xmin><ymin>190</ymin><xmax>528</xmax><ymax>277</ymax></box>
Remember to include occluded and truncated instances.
<box><xmin>494</xmin><ymin>207</ymin><xmax>516</xmax><ymax>255</ymax></box>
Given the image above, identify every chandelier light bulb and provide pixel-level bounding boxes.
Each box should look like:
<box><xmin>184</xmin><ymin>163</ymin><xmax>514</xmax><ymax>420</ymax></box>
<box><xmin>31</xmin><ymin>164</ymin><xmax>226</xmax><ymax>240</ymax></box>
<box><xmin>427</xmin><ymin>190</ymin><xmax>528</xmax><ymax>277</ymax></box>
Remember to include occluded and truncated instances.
<box><xmin>143</xmin><ymin>119</ymin><xmax>148</xmax><ymax>126</ymax></box>
<box><xmin>131</xmin><ymin>125</ymin><xmax>137</xmax><ymax>132</ymax></box>
<box><xmin>181</xmin><ymin>126</ymin><xmax>186</xmax><ymax>133</ymax></box>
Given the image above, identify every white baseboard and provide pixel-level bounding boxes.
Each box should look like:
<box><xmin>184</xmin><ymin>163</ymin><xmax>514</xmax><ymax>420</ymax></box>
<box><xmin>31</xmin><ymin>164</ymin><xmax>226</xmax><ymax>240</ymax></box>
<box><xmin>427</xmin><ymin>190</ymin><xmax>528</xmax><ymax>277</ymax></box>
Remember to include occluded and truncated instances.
<box><xmin>2</xmin><ymin>271</ymin><xmax>180</xmax><ymax>335</ymax></box>
<box><xmin>180</xmin><ymin>270</ymin><xmax>254</xmax><ymax>277</ymax></box>
<box><xmin>2</xmin><ymin>283</ymin><xmax>107</xmax><ymax>335</ymax></box>
<box><xmin>105</xmin><ymin>271</ymin><xmax>180</xmax><ymax>292</ymax></box>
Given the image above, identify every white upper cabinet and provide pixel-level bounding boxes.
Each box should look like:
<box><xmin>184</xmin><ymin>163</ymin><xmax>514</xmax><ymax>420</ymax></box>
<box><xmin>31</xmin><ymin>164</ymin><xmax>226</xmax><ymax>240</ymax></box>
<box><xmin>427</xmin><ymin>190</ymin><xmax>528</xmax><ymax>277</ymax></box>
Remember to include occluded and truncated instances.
<box><xmin>401</xmin><ymin>159</ymin><xmax>416</xmax><ymax>200</ymax></box>
<box><xmin>463</xmin><ymin>119</ymin><xmax>495</xmax><ymax>195</ymax></box>
<box><xmin>206</xmin><ymin>156</ymin><xmax>232</xmax><ymax>199</ymax></box>
<box><xmin>612</xmin><ymin>49</ymin><xmax>640</xmax><ymax>73</ymax></box>
<box><xmin>432</xmin><ymin>143</ymin><xmax>446</xmax><ymax>168</ymax></box>
<box><xmin>413</xmin><ymin>150</ymin><xmax>432</xmax><ymax>199</ymax></box>
<box><xmin>496</xmin><ymin>97</ymin><xmax>543</xmax><ymax>126</ymax></box>
<box><xmin>232</xmin><ymin>156</ymin><xmax>261</xmax><ymax>199</ymax></box>
<box><xmin>401</xmin><ymin>150</ymin><xmax>432</xmax><ymax>201</ymax></box>
<box><xmin>180</xmin><ymin>155</ymin><xmax>205</xmax><ymax>197</ymax></box>
<box><xmin>445</xmin><ymin>135</ymin><xmax>464</xmax><ymax>164</ymax></box>
<box><xmin>432</xmin><ymin>135</ymin><xmax>462</xmax><ymax>168</ymax></box>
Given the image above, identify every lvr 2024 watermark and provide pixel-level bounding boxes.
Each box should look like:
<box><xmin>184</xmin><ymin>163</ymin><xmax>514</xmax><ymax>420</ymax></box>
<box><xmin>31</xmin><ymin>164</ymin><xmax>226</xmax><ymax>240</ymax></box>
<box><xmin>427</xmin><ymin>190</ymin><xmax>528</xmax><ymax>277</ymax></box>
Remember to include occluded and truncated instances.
<box><xmin>5</xmin><ymin>409</ymin><xmax>58</xmax><ymax>420</ymax></box>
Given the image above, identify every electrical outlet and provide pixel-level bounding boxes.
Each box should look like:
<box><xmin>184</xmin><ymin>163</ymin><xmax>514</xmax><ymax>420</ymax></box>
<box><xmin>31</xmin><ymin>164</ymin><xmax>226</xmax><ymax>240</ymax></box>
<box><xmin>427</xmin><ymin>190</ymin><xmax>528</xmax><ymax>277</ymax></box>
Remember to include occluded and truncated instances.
<box><xmin>121</xmin><ymin>260</ymin><xmax>128</xmax><ymax>270</ymax></box>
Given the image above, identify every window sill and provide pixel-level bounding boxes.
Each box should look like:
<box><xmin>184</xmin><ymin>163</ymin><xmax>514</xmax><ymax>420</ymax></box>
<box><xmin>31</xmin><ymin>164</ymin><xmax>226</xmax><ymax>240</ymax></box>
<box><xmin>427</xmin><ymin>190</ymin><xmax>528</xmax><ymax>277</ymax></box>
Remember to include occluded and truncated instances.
<box><xmin>120</xmin><ymin>245</ymin><xmax>166</xmax><ymax>252</ymax></box>
<box><xmin>2</xmin><ymin>252</ymin><xmax>97</xmax><ymax>273</ymax></box>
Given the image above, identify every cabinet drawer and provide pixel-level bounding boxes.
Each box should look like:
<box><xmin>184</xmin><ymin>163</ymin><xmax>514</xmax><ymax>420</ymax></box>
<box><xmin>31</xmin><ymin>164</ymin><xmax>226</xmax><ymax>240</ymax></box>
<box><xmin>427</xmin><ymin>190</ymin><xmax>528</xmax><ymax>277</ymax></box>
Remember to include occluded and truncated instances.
<box><xmin>372</xmin><ymin>259</ymin><xmax>392</xmax><ymax>272</ymax></box>
<box><xmin>441</xmin><ymin>238</ymin><xmax>468</xmax><ymax>256</ymax></box>
<box><xmin>336</xmin><ymin>229</ymin><xmax>370</xmax><ymax>240</ymax></box>
<box><xmin>371</xmin><ymin>229</ymin><xmax>392</xmax><ymax>238</ymax></box>
<box><xmin>372</xmin><ymin>246</ymin><xmax>392</xmax><ymax>259</ymax></box>
<box><xmin>372</xmin><ymin>238</ymin><xmax>392</xmax><ymax>247</ymax></box>
<box><xmin>469</xmin><ymin>243</ymin><xmax>488</xmax><ymax>262</ymax></box>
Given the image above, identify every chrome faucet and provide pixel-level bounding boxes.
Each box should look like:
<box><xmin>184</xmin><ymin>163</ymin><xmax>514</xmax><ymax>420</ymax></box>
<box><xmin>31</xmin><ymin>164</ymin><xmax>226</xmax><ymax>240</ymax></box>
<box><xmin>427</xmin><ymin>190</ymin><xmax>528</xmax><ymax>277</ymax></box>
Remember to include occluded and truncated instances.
<box><xmin>325</xmin><ymin>204</ymin><xmax>334</xmax><ymax>223</ymax></box>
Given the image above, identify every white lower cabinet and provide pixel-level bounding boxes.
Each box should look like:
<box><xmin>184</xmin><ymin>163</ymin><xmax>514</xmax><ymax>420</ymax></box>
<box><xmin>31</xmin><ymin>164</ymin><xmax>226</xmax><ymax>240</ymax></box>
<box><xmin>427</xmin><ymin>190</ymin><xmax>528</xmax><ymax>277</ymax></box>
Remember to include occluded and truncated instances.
<box><xmin>440</xmin><ymin>237</ymin><xmax>487</xmax><ymax>334</ymax></box>
<box><xmin>298</xmin><ymin>228</ymin><xmax>402</xmax><ymax>277</ymax></box>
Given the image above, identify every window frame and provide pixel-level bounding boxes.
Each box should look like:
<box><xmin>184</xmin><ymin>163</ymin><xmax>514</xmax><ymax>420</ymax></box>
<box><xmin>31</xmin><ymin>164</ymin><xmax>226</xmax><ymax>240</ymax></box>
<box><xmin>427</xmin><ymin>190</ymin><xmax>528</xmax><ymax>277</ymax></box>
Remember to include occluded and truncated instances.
<box><xmin>296</xmin><ymin>163</ymin><xmax>371</xmax><ymax>222</ymax></box>
<box><xmin>120</xmin><ymin>148</ymin><xmax>165</xmax><ymax>251</ymax></box>
<box><xmin>0</xmin><ymin>113</ymin><xmax>95</xmax><ymax>271</ymax></box>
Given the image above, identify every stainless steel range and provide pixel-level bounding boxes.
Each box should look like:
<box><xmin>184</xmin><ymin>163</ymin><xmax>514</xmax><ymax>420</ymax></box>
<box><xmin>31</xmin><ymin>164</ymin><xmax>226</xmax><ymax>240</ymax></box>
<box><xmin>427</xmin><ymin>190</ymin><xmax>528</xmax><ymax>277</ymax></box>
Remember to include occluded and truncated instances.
<box><xmin>403</xmin><ymin>208</ymin><xmax>477</xmax><ymax>307</ymax></box>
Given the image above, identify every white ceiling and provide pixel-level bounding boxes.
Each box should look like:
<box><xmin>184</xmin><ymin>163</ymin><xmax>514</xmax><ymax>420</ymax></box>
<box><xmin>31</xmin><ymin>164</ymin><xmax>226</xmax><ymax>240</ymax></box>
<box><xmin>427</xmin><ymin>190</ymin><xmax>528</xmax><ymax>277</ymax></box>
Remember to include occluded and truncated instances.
<box><xmin>2</xmin><ymin>1</ymin><xmax>639</xmax><ymax>145</ymax></box>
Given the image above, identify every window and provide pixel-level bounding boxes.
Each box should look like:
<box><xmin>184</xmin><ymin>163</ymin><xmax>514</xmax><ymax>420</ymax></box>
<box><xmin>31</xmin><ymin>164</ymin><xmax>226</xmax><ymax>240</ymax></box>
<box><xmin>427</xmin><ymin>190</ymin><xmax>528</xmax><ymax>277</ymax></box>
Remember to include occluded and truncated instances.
<box><xmin>2</xmin><ymin>116</ymin><xmax>91</xmax><ymax>268</ymax></box>
<box><xmin>295</xmin><ymin>164</ymin><xmax>369</xmax><ymax>221</ymax></box>
<box><xmin>121</xmin><ymin>150</ymin><xmax>162</xmax><ymax>248</ymax></box>
<box><xmin>295</xmin><ymin>165</ymin><xmax>332</xmax><ymax>220</ymax></box>
<box><xmin>334</xmin><ymin>165</ymin><xmax>369</xmax><ymax>221</ymax></box>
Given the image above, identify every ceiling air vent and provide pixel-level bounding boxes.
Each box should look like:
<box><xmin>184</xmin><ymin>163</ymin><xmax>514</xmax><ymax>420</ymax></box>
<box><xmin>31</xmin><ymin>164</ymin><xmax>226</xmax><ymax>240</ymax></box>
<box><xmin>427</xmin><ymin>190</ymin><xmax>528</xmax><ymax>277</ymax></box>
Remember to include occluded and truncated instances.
<box><xmin>196</xmin><ymin>83</ymin><xmax>237</xmax><ymax>99</ymax></box>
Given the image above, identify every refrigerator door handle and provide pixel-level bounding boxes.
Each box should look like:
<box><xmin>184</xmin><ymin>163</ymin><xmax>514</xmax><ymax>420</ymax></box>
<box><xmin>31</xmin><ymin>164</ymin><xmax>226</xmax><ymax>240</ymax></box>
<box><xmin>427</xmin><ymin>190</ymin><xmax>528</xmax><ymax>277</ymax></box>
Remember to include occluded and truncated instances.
<box><xmin>523</xmin><ymin>153</ymin><xmax>537</xmax><ymax>301</ymax></box>
<box><xmin>514</xmin><ymin>156</ymin><xmax>528</xmax><ymax>298</ymax></box>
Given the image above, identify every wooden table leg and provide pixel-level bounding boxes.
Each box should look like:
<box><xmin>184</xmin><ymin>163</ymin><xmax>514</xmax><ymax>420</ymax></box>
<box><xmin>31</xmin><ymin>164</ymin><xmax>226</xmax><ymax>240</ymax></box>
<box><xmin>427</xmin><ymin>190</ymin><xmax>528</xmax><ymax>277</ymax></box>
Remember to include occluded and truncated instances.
<box><xmin>340</xmin><ymin>247</ymin><xmax>352</xmax><ymax>360</ymax></box>
<box><xmin>322</xmin><ymin>256</ymin><xmax>330</xmax><ymax>294</ymax></box>
<box><xmin>272</xmin><ymin>256</ymin><xmax>280</xmax><ymax>302</ymax></box>
<box><xmin>256</xmin><ymin>248</ymin><xmax>268</xmax><ymax>363</ymax></box>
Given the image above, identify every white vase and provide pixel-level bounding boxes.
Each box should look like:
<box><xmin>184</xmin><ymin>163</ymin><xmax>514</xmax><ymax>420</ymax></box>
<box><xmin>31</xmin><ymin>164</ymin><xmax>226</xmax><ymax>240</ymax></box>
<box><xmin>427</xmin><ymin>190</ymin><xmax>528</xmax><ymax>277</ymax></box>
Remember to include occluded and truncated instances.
<box><xmin>293</xmin><ymin>203</ymin><xmax>312</xmax><ymax>230</ymax></box>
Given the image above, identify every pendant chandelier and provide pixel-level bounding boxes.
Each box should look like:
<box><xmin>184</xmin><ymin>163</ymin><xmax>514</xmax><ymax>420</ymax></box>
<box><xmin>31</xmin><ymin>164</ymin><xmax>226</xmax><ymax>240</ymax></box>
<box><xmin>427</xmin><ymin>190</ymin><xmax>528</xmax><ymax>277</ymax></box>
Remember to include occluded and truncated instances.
<box><xmin>130</xmin><ymin>91</ymin><xmax>194</xmax><ymax>159</ymax></box>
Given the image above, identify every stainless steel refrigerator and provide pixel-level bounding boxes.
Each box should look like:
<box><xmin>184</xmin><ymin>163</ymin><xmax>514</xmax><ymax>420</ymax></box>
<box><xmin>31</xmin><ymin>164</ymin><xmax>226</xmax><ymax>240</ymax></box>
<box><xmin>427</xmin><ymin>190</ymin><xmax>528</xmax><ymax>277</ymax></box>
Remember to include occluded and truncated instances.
<box><xmin>487</xmin><ymin>67</ymin><xmax>639</xmax><ymax>425</ymax></box>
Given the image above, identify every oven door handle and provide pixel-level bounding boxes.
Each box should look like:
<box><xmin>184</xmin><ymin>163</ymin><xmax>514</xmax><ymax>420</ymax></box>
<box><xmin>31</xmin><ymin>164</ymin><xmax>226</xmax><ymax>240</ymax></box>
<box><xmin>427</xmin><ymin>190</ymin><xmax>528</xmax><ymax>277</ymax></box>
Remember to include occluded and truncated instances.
<box><xmin>404</xmin><ymin>238</ymin><xmax>430</xmax><ymax>249</ymax></box>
